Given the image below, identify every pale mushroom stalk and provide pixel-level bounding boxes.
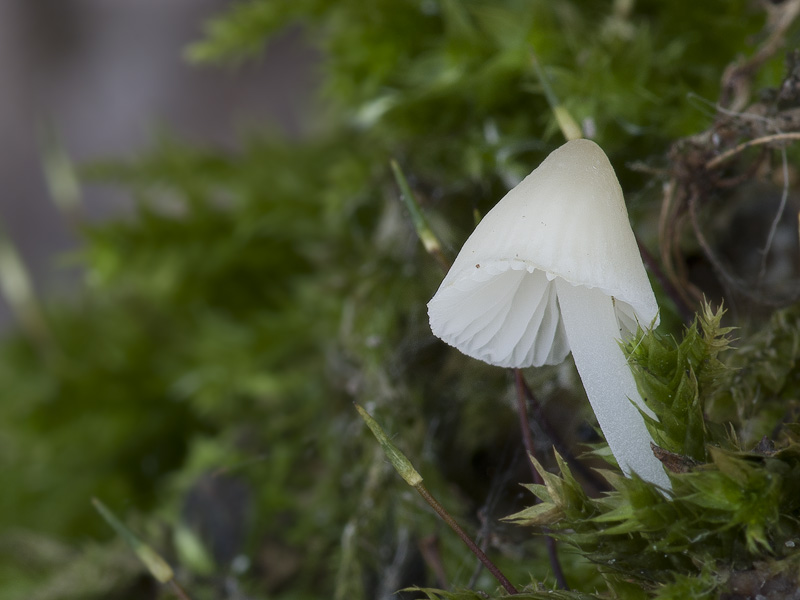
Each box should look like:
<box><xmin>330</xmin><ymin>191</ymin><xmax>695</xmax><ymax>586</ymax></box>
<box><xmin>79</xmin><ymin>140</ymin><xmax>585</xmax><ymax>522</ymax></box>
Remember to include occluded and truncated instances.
<box><xmin>555</xmin><ymin>280</ymin><xmax>669</xmax><ymax>488</ymax></box>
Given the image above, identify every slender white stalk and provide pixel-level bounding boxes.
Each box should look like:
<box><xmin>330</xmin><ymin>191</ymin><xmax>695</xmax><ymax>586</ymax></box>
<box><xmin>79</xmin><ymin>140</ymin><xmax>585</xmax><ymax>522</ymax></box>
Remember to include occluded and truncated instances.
<box><xmin>555</xmin><ymin>279</ymin><xmax>671</xmax><ymax>489</ymax></box>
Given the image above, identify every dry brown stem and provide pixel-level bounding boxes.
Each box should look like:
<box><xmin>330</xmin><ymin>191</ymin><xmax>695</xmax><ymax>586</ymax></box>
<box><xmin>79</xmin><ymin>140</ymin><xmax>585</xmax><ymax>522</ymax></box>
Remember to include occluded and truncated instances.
<box><xmin>720</xmin><ymin>0</ymin><xmax>800</xmax><ymax>111</ymax></box>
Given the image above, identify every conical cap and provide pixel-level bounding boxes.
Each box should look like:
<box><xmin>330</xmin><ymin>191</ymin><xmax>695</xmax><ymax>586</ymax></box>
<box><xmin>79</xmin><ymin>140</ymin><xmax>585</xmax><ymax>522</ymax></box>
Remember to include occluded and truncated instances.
<box><xmin>428</xmin><ymin>139</ymin><xmax>658</xmax><ymax>367</ymax></box>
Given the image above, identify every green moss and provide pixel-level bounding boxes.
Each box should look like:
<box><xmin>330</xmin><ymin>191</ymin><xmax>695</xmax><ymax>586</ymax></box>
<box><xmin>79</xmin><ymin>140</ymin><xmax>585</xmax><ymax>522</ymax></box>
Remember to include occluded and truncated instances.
<box><xmin>5</xmin><ymin>1</ymin><xmax>800</xmax><ymax>598</ymax></box>
<box><xmin>506</xmin><ymin>307</ymin><xmax>800</xmax><ymax>598</ymax></box>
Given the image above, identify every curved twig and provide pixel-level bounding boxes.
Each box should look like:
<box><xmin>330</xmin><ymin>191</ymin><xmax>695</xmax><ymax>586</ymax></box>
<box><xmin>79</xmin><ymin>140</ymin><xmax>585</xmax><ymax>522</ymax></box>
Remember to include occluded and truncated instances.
<box><xmin>513</xmin><ymin>370</ymin><xmax>569</xmax><ymax>591</ymax></box>
<box><xmin>705</xmin><ymin>132</ymin><xmax>800</xmax><ymax>169</ymax></box>
<box><xmin>687</xmin><ymin>190</ymin><xmax>800</xmax><ymax>307</ymax></box>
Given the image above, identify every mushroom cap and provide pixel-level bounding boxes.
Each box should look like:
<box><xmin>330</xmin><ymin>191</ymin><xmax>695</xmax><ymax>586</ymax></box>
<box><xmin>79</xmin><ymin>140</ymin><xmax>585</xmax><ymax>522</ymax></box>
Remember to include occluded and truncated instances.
<box><xmin>428</xmin><ymin>139</ymin><xmax>659</xmax><ymax>368</ymax></box>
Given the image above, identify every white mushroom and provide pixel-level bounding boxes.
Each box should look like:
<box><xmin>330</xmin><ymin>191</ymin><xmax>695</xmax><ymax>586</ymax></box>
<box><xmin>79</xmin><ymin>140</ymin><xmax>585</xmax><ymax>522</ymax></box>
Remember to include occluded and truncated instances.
<box><xmin>428</xmin><ymin>139</ymin><xmax>669</xmax><ymax>489</ymax></box>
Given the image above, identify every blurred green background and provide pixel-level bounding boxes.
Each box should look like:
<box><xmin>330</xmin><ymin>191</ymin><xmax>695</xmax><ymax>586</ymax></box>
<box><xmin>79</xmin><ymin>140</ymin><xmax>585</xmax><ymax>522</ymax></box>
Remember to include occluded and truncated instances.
<box><xmin>1</xmin><ymin>1</ymin><xmax>799</xmax><ymax>598</ymax></box>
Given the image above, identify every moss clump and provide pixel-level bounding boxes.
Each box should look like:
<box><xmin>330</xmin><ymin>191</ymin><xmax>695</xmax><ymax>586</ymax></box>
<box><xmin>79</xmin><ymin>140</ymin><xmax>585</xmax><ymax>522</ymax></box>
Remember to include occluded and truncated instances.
<box><xmin>505</xmin><ymin>306</ymin><xmax>800</xmax><ymax>599</ymax></box>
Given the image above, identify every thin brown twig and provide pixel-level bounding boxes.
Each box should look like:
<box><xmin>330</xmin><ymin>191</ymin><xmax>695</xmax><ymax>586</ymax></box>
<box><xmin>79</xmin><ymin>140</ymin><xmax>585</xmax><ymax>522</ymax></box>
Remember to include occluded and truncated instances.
<box><xmin>169</xmin><ymin>580</ymin><xmax>193</xmax><ymax>600</ymax></box>
<box><xmin>635</xmin><ymin>234</ymin><xmax>694</xmax><ymax>324</ymax></box>
<box><xmin>720</xmin><ymin>0</ymin><xmax>800</xmax><ymax>110</ymax></box>
<box><xmin>514</xmin><ymin>370</ymin><xmax>569</xmax><ymax>591</ymax></box>
<box><xmin>705</xmin><ymin>132</ymin><xmax>800</xmax><ymax>169</ymax></box>
<box><xmin>355</xmin><ymin>404</ymin><xmax>518</xmax><ymax>594</ymax></box>
<box><xmin>658</xmin><ymin>177</ymin><xmax>706</xmax><ymax>308</ymax></box>
<box><xmin>688</xmin><ymin>191</ymin><xmax>746</xmax><ymax>294</ymax></box>
<box><xmin>414</xmin><ymin>484</ymin><xmax>519</xmax><ymax>595</ymax></box>
<box><xmin>467</xmin><ymin>506</ymin><xmax>495</xmax><ymax>588</ymax></box>
<box><xmin>515</xmin><ymin>370</ymin><xmax>608</xmax><ymax>493</ymax></box>
<box><xmin>418</xmin><ymin>535</ymin><xmax>449</xmax><ymax>589</ymax></box>
<box><xmin>657</xmin><ymin>179</ymin><xmax>681</xmax><ymax>293</ymax></box>
<box><xmin>758</xmin><ymin>146</ymin><xmax>790</xmax><ymax>284</ymax></box>
<box><xmin>514</xmin><ymin>370</ymin><xmax>543</xmax><ymax>487</ymax></box>
<box><xmin>687</xmin><ymin>191</ymin><xmax>800</xmax><ymax>307</ymax></box>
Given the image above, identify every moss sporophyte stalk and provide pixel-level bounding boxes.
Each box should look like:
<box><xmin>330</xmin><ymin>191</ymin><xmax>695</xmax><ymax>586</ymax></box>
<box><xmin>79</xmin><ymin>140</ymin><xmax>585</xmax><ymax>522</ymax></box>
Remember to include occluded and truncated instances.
<box><xmin>354</xmin><ymin>403</ymin><xmax>520</xmax><ymax>595</ymax></box>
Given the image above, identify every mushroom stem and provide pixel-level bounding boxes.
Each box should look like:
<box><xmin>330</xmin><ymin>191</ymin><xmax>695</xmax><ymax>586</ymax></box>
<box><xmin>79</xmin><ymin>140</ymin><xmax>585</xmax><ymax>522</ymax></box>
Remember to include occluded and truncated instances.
<box><xmin>554</xmin><ymin>279</ymin><xmax>671</xmax><ymax>490</ymax></box>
